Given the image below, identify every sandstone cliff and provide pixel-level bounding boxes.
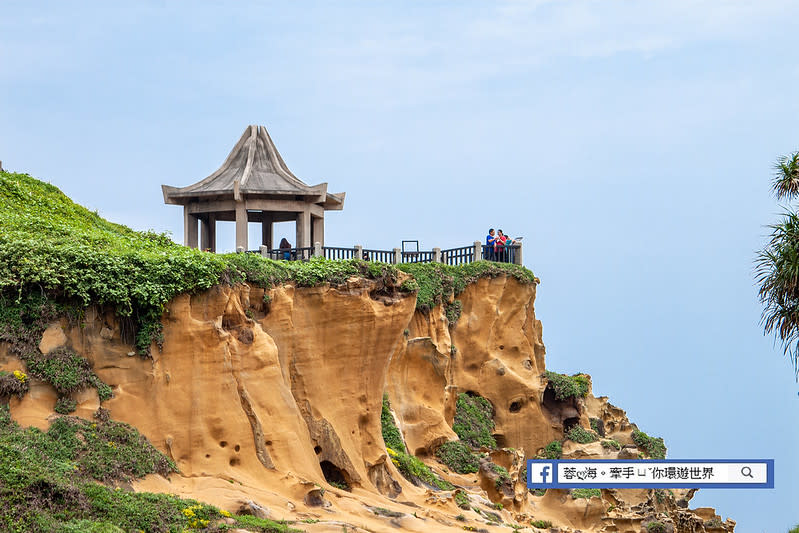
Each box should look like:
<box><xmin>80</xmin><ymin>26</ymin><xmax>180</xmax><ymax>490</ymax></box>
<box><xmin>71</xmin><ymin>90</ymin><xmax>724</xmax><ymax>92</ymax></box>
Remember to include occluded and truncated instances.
<box><xmin>2</xmin><ymin>273</ymin><xmax>734</xmax><ymax>533</ymax></box>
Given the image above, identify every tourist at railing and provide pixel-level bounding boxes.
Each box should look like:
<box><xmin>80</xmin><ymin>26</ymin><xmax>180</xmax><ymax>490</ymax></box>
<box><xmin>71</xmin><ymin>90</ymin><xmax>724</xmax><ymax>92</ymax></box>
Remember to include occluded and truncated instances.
<box><xmin>279</xmin><ymin>238</ymin><xmax>292</xmax><ymax>260</ymax></box>
<box><xmin>496</xmin><ymin>230</ymin><xmax>520</xmax><ymax>263</ymax></box>
<box><xmin>485</xmin><ymin>228</ymin><xmax>498</xmax><ymax>261</ymax></box>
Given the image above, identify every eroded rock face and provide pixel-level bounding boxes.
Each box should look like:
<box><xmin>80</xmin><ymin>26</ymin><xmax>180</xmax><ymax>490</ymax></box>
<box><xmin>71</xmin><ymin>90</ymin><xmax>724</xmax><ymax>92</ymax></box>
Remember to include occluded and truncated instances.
<box><xmin>1</xmin><ymin>275</ymin><xmax>734</xmax><ymax>532</ymax></box>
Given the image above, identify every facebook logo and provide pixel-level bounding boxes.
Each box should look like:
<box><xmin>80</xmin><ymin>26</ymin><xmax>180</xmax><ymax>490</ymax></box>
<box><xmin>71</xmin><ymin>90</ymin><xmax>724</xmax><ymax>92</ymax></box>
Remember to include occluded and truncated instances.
<box><xmin>528</xmin><ymin>462</ymin><xmax>555</xmax><ymax>487</ymax></box>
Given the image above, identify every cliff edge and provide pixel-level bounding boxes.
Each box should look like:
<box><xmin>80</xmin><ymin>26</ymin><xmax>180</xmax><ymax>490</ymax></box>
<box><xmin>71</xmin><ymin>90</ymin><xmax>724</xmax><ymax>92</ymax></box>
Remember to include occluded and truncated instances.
<box><xmin>0</xmin><ymin>171</ymin><xmax>734</xmax><ymax>532</ymax></box>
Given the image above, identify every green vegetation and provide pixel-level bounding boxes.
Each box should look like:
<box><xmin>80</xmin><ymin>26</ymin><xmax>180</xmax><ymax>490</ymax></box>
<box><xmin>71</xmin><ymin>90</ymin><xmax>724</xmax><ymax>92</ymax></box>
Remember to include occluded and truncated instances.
<box><xmin>589</xmin><ymin>417</ymin><xmax>602</xmax><ymax>435</ymax></box>
<box><xmin>631</xmin><ymin>429</ymin><xmax>667</xmax><ymax>459</ymax></box>
<box><xmin>230</xmin><ymin>514</ymin><xmax>300</xmax><ymax>532</ymax></box>
<box><xmin>654</xmin><ymin>488</ymin><xmax>673</xmax><ymax>504</ymax></box>
<box><xmin>537</xmin><ymin>440</ymin><xmax>562</xmax><ymax>459</ymax></box>
<box><xmin>454</xmin><ymin>491</ymin><xmax>470</xmax><ymax>510</ymax></box>
<box><xmin>531</xmin><ymin>520</ymin><xmax>552</xmax><ymax>529</ymax></box>
<box><xmin>543</xmin><ymin>371</ymin><xmax>589</xmax><ymax>400</ymax></box>
<box><xmin>756</xmin><ymin>149</ymin><xmax>799</xmax><ymax>377</ymax></box>
<box><xmin>704</xmin><ymin>517</ymin><xmax>723</xmax><ymax>528</ymax></box>
<box><xmin>0</xmin><ymin>370</ymin><xmax>29</xmax><ymax>398</ymax></box>
<box><xmin>644</xmin><ymin>521</ymin><xmax>667</xmax><ymax>533</ymax></box>
<box><xmin>369</xmin><ymin>507</ymin><xmax>404</xmax><ymax>518</ymax></box>
<box><xmin>452</xmin><ymin>393</ymin><xmax>496</xmax><ymax>448</ymax></box>
<box><xmin>436</xmin><ymin>440</ymin><xmax>480</xmax><ymax>474</ymax></box>
<box><xmin>380</xmin><ymin>395</ymin><xmax>406</xmax><ymax>453</ymax></box>
<box><xmin>455</xmin><ymin>513</ymin><xmax>466</xmax><ymax>521</ymax></box>
<box><xmin>54</xmin><ymin>396</ymin><xmax>77</xmax><ymax>414</ymax></box>
<box><xmin>601</xmin><ymin>439</ymin><xmax>621</xmax><ymax>450</ymax></box>
<box><xmin>571</xmin><ymin>488</ymin><xmax>601</xmax><ymax>499</ymax></box>
<box><xmin>788</xmin><ymin>524</ymin><xmax>799</xmax><ymax>533</ymax></box>
<box><xmin>0</xmin><ymin>405</ymin><xmax>295</xmax><ymax>532</ymax></box>
<box><xmin>444</xmin><ymin>300</ymin><xmax>463</xmax><ymax>325</ymax></box>
<box><xmin>0</xmin><ymin>171</ymin><xmax>404</xmax><ymax>357</ymax></box>
<box><xmin>565</xmin><ymin>425</ymin><xmax>597</xmax><ymax>444</ymax></box>
<box><xmin>382</xmin><ymin>395</ymin><xmax>453</xmax><ymax>489</ymax></box>
<box><xmin>530</xmin><ymin>488</ymin><xmax>547</xmax><ymax>497</ymax></box>
<box><xmin>397</xmin><ymin>261</ymin><xmax>536</xmax><ymax>312</ymax></box>
<box><xmin>387</xmin><ymin>447</ymin><xmax>453</xmax><ymax>490</ymax></box>
<box><xmin>490</xmin><ymin>464</ymin><xmax>510</xmax><ymax>490</ymax></box>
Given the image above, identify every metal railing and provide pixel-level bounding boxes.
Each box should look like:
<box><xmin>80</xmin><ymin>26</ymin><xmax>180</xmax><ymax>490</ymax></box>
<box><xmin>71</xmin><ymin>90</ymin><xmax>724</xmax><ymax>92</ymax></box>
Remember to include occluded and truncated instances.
<box><xmin>323</xmin><ymin>246</ymin><xmax>357</xmax><ymax>260</ymax></box>
<box><xmin>248</xmin><ymin>241</ymin><xmax>523</xmax><ymax>266</ymax></box>
<box><xmin>481</xmin><ymin>244</ymin><xmax>519</xmax><ymax>264</ymax></box>
<box><xmin>258</xmin><ymin>247</ymin><xmax>314</xmax><ymax>261</ymax></box>
<box><xmin>401</xmin><ymin>250</ymin><xmax>435</xmax><ymax>264</ymax></box>
<box><xmin>360</xmin><ymin>249</ymin><xmax>392</xmax><ymax>263</ymax></box>
<box><xmin>442</xmin><ymin>245</ymin><xmax>475</xmax><ymax>265</ymax></box>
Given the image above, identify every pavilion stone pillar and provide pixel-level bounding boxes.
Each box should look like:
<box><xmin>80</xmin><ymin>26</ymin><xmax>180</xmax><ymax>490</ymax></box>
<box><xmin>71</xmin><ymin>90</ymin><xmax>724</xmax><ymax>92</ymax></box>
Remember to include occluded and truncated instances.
<box><xmin>200</xmin><ymin>214</ymin><xmax>216</xmax><ymax>252</ymax></box>
<box><xmin>297</xmin><ymin>209</ymin><xmax>311</xmax><ymax>248</ymax></box>
<box><xmin>261</xmin><ymin>212</ymin><xmax>274</xmax><ymax>249</ymax></box>
<box><xmin>312</xmin><ymin>215</ymin><xmax>324</xmax><ymax>247</ymax></box>
<box><xmin>184</xmin><ymin>207</ymin><xmax>199</xmax><ymax>249</ymax></box>
<box><xmin>235</xmin><ymin>202</ymin><xmax>248</xmax><ymax>252</ymax></box>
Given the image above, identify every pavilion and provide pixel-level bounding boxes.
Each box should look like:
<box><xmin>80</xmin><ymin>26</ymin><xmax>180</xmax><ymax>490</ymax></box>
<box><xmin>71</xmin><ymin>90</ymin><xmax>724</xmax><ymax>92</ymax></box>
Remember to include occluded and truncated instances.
<box><xmin>162</xmin><ymin>125</ymin><xmax>345</xmax><ymax>252</ymax></box>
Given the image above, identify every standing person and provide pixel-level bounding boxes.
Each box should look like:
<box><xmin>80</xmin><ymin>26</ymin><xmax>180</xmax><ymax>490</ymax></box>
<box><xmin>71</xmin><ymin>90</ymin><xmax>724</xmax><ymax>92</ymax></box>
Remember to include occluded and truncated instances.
<box><xmin>496</xmin><ymin>229</ymin><xmax>507</xmax><ymax>262</ymax></box>
<box><xmin>497</xmin><ymin>230</ymin><xmax>516</xmax><ymax>262</ymax></box>
<box><xmin>279</xmin><ymin>238</ymin><xmax>292</xmax><ymax>260</ymax></box>
<box><xmin>485</xmin><ymin>228</ymin><xmax>498</xmax><ymax>261</ymax></box>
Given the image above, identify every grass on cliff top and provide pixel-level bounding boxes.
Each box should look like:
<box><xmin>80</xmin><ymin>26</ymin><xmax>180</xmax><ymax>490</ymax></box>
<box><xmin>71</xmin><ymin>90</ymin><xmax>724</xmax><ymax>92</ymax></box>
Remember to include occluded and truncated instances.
<box><xmin>0</xmin><ymin>171</ymin><xmax>534</xmax><ymax>354</ymax></box>
<box><xmin>397</xmin><ymin>261</ymin><xmax>536</xmax><ymax>312</ymax></box>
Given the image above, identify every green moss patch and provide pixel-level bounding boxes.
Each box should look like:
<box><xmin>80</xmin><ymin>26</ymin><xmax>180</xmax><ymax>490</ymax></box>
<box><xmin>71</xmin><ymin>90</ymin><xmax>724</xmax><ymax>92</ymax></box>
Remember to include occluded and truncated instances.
<box><xmin>397</xmin><ymin>261</ymin><xmax>536</xmax><ymax>312</ymax></box>
<box><xmin>452</xmin><ymin>393</ymin><xmax>496</xmax><ymax>449</ymax></box>
<box><xmin>436</xmin><ymin>440</ymin><xmax>480</xmax><ymax>474</ymax></box>
<box><xmin>537</xmin><ymin>440</ymin><xmax>562</xmax><ymax>459</ymax></box>
<box><xmin>565</xmin><ymin>425</ymin><xmax>597</xmax><ymax>444</ymax></box>
<box><xmin>380</xmin><ymin>395</ymin><xmax>406</xmax><ymax>454</ymax></box>
<box><xmin>571</xmin><ymin>488</ymin><xmax>601</xmax><ymax>499</ymax></box>
<box><xmin>631</xmin><ymin>430</ymin><xmax>667</xmax><ymax>459</ymax></box>
<box><xmin>387</xmin><ymin>448</ymin><xmax>453</xmax><ymax>490</ymax></box>
<box><xmin>543</xmin><ymin>371</ymin><xmax>590</xmax><ymax>400</ymax></box>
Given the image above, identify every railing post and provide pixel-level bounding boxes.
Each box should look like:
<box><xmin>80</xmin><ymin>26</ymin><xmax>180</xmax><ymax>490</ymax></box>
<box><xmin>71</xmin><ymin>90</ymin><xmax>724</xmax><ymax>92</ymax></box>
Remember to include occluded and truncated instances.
<box><xmin>313</xmin><ymin>241</ymin><xmax>322</xmax><ymax>258</ymax></box>
<box><xmin>433</xmin><ymin>247</ymin><xmax>441</xmax><ymax>263</ymax></box>
<box><xmin>259</xmin><ymin>245</ymin><xmax>268</xmax><ymax>258</ymax></box>
<box><xmin>393</xmin><ymin>247</ymin><xmax>401</xmax><ymax>264</ymax></box>
<box><xmin>473</xmin><ymin>241</ymin><xmax>482</xmax><ymax>261</ymax></box>
<box><xmin>514</xmin><ymin>242</ymin><xmax>523</xmax><ymax>265</ymax></box>
<box><xmin>355</xmin><ymin>245</ymin><xmax>363</xmax><ymax>260</ymax></box>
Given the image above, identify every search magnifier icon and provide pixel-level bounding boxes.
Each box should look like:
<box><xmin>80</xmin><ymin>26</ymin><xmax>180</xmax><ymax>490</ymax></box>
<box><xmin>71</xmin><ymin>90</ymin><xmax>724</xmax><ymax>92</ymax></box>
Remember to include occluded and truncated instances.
<box><xmin>741</xmin><ymin>466</ymin><xmax>754</xmax><ymax>478</ymax></box>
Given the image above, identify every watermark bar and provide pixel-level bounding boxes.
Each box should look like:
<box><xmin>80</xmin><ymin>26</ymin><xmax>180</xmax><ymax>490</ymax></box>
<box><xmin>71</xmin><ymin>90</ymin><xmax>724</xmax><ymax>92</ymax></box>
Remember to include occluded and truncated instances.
<box><xmin>527</xmin><ymin>459</ymin><xmax>774</xmax><ymax>489</ymax></box>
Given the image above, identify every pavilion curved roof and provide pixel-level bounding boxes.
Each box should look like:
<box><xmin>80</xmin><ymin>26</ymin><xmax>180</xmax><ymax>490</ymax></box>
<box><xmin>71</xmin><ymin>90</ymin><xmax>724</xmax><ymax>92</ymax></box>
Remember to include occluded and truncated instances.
<box><xmin>162</xmin><ymin>125</ymin><xmax>344</xmax><ymax>209</ymax></box>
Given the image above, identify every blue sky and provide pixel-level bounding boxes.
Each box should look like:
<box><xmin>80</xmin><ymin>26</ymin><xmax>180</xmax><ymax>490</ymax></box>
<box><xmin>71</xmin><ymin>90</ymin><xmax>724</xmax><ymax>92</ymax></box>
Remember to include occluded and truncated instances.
<box><xmin>2</xmin><ymin>1</ymin><xmax>798</xmax><ymax>530</ymax></box>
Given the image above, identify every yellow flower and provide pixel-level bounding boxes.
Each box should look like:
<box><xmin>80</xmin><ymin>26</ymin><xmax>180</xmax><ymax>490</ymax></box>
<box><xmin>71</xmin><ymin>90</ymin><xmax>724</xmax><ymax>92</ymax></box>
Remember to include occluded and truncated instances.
<box><xmin>12</xmin><ymin>370</ymin><xmax>27</xmax><ymax>383</ymax></box>
<box><xmin>220</xmin><ymin>510</ymin><xmax>232</xmax><ymax>517</ymax></box>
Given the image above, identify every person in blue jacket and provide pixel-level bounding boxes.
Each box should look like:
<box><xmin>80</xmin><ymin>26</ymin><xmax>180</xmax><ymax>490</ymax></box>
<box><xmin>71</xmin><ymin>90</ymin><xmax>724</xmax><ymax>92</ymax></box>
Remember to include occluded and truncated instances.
<box><xmin>485</xmin><ymin>228</ymin><xmax>498</xmax><ymax>261</ymax></box>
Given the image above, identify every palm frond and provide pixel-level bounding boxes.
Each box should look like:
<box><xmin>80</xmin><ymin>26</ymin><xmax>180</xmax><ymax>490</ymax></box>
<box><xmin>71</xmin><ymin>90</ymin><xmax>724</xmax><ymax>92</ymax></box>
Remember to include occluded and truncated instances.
<box><xmin>755</xmin><ymin>208</ymin><xmax>799</xmax><ymax>378</ymax></box>
<box><xmin>772</xmin><ymin>151</ymin><xmax>799</xmax><ymax>200</ymax></box>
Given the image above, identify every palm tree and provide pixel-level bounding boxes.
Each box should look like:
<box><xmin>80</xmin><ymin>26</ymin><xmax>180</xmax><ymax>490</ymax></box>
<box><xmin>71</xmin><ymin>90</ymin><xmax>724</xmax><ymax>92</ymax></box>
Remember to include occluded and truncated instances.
<box><xmin>756</xmin><ymin>151</ymin><xmax>799</xmax><ymax>377</ymax></box>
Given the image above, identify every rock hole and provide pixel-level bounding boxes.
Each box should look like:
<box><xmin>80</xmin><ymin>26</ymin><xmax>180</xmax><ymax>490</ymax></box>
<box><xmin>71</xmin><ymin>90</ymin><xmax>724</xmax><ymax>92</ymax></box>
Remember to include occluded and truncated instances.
<box><xmin>320</xmin><ymin>460</ymin><xmax>350</xmax><ymax>490</ymax></box>
<box><xmin>465</xmin><ymin>390</ymin><xmax>480</xmax><ymax>398</ymax></box>
<box><xmin>563</xmin><ymin>417</ymin><xmax>580</xmax><ymax>433</ymax></box>
<box><xmin>493</xmin><ymin>434</ymin><xmax>507</xmax><ymax>448</ymax></box>
<box><xmin>265</xmin><ymin>440</ymin><xmax>272</xmax><ymax>446</ymax></box>
<box><xmin>234</xmin><ymin>444</ymin><xmax>240</xmax><ymax>452</ymax></box>
<box><xmin>499</xmin><ymin>345</ymin><xmax>505</xmax><ymax>350</ymax></box>
<box><xmin>229</xmin><ymin>457</ymin><xmax>240</xmax><ymax>467</ymax></box>
<box><xmin>220</xmin><ymin>441</ymin><xmax>228</xmax><ymax>448</ymax></box>
<box><xmin>314</xmin><ymin>445</ymin><xmax>322</xmax><ymax>455</ymax></box>
<box><xmin>205</xmin><ymin>454</ymin><xmax>210</xmax><ymax>459</ymax></box>
<box><xmin>509</xmin><ymin>400</ymin><xmax>522</xmax><ymax>413</ymax></box>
